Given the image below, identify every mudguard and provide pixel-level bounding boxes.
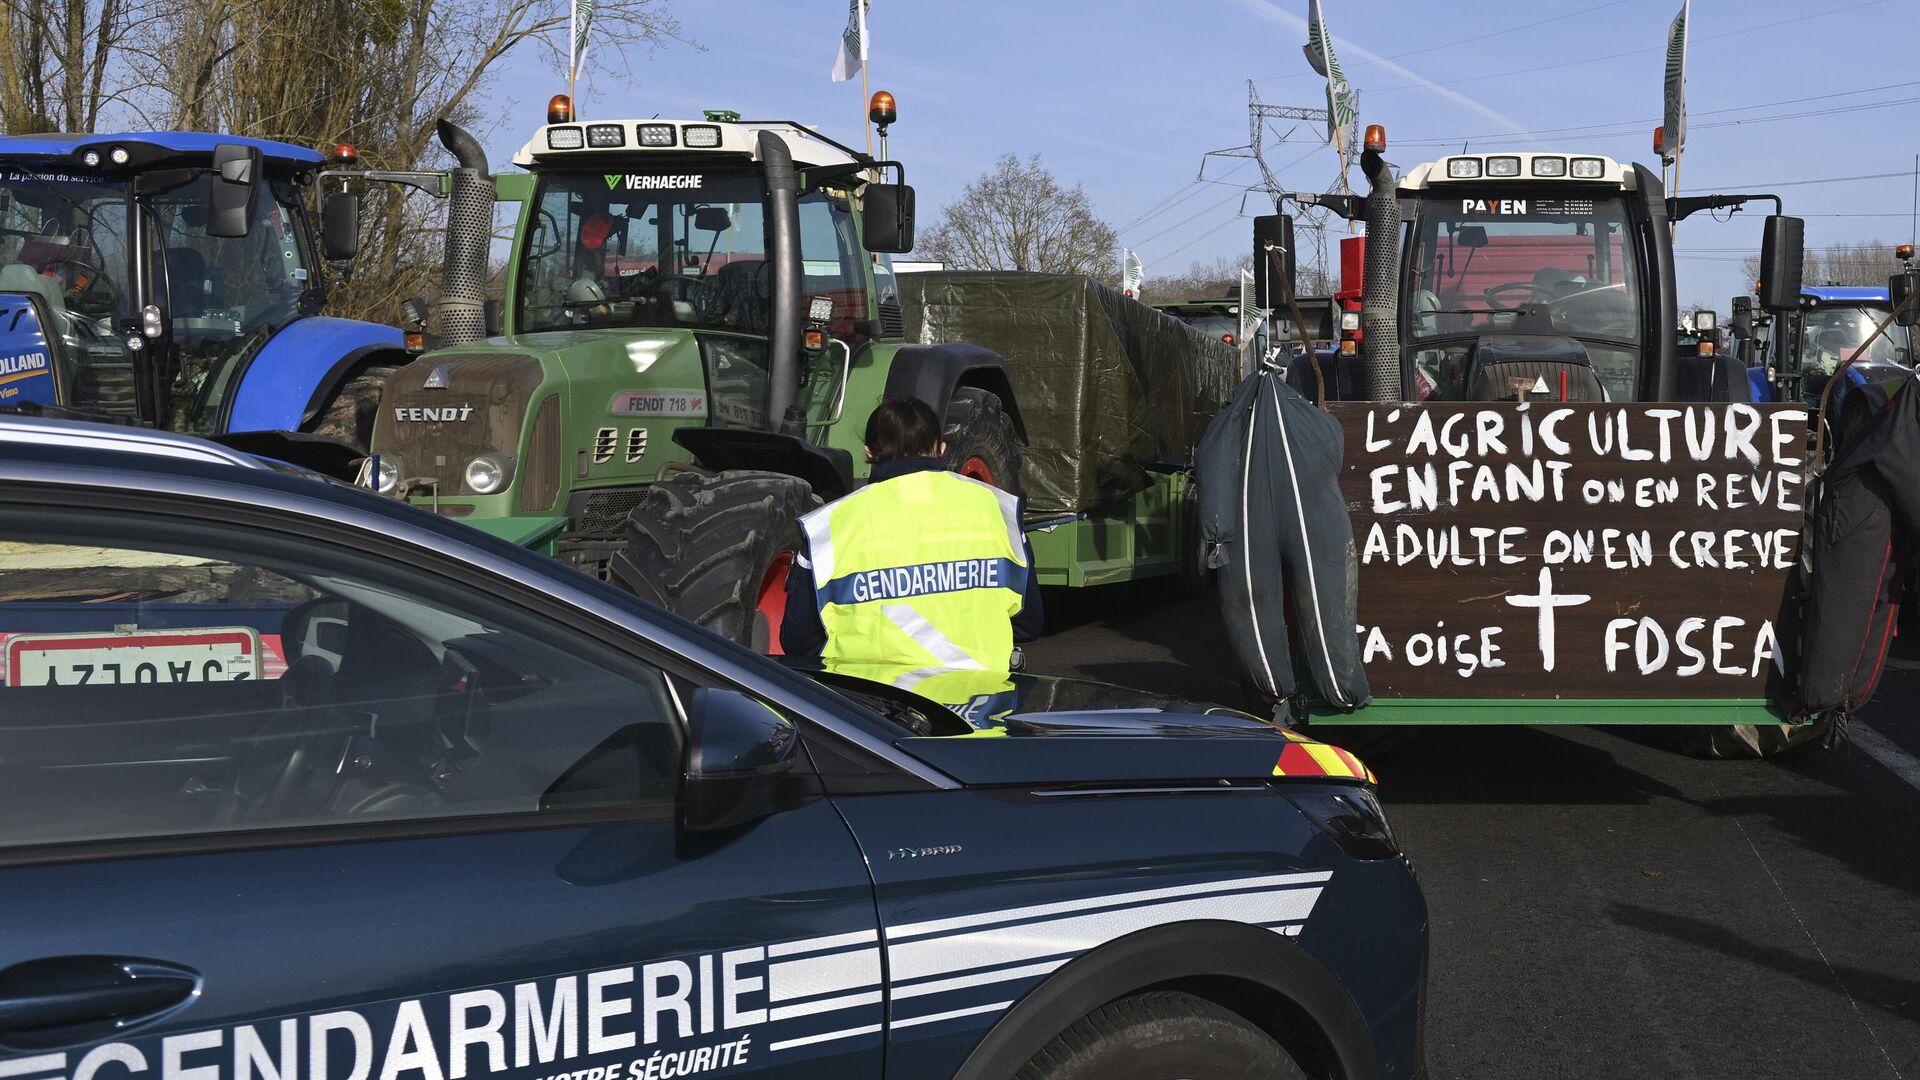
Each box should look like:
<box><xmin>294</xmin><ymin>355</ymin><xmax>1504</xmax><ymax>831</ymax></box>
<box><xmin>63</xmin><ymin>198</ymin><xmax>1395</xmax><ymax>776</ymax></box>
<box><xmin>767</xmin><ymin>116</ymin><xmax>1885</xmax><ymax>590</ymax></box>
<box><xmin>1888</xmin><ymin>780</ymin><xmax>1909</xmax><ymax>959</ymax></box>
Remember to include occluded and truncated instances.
<box><xmin>884</xmin><ymin>342</ymin><xmax>1028</xmax><ymax>441</ymax></box>
<box><xmin>223</xmin><ymin>315</ymin><xmax>405</xmax><ymax>433</ymax></box>
<box><xmin>950</xmin><ymin>921</ymin><xmax>1377</xmax><ymax>1080</ymax></box>
<box><xmin>674</xmin><ymin>426</ymin><xmax>856</xmax><ymax>499</ymax></box>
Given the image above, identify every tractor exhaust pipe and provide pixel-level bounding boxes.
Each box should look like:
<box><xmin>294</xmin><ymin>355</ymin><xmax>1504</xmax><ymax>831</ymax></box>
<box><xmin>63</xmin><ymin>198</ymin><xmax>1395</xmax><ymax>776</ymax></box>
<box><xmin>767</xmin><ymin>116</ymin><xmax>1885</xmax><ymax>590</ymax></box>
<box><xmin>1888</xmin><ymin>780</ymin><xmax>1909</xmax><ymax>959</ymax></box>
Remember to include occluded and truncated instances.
<box><xmin>436</xmin><ymin>119</ymin><xmax>493</xmax><ymax>348</ymax></box>
<box><xmin>758</xmin><ymin>131</ymin><xmax>804</xmax><ymax>433</ymax></box>
<box><xmin>1360</xmin><ymin>146</ymin><xmax>1402</xmax><ymax>402</ymax></box>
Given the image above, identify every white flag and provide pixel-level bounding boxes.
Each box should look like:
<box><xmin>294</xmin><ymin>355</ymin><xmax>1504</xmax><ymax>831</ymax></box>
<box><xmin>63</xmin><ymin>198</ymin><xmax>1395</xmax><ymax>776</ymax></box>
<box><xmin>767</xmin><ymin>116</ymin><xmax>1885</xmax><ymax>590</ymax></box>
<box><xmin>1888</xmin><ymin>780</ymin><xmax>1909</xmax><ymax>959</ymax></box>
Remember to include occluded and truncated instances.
<box><xmin>1303</xmin><ymin>0</ymin><xmax>1356</xmax><ymax>152</ymax></box>
<box><xmin>569</xmin><ymin>0</ymin><xmax>595</xmax><ymax>82</ymax></box>
<box><xmin>831</xmin><ymin>0</ymin><xmax>869</xmax><ymax>82</ymax></box>
<box><xmin>1662</xmin><ymin>0</ymin><xmax>1689</xmax><ymax>163</ymax></box>
<box><xmin>1122</xmin><ymin>249</ymin><xmax>1144</xmax><ymax>298</ymax></box>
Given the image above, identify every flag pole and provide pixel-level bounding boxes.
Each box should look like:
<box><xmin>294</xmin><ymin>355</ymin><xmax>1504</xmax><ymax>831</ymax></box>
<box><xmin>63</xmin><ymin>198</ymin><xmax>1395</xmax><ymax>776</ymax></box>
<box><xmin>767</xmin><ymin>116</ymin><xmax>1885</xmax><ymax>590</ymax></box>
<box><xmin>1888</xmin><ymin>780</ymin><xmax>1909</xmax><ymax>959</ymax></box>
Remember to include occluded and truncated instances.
<box><xmin>862</xmin><ymin>61</ymin><xmax>873</xmax><ymax>158</ymax></box>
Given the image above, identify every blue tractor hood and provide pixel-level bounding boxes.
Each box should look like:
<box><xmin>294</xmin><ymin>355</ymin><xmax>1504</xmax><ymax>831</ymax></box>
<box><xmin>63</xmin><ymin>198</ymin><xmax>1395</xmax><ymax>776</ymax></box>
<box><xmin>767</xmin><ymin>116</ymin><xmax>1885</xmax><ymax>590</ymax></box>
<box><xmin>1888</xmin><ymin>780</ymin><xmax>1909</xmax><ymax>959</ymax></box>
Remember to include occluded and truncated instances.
<box><xmin>802</xmin><ymin>667</ymin><xmax>1373</xmax><ymax>787</ymax></box>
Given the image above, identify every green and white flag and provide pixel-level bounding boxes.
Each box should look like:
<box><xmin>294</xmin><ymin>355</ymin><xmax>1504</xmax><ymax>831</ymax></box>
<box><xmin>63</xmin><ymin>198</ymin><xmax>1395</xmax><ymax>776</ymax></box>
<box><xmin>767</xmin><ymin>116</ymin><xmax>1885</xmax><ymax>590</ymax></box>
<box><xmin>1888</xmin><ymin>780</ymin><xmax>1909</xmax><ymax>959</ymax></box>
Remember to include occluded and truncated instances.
<box><xmin>832</xmin><ymin>0</ymin><xmax>869</xmax><ymax>82</ymax></box>
<box><xmin>1122</xmin><ymin>248</ymin><xmax>1144</xmax><ymax>298</ymax></box>
<box><xmin>1662</xmin><ymin>0</ymin><xmax>1689</xmax><ymax>164</ymax></box>
<box><xmin>1303</xmin><ymin>0</ymin><xmax>1356</xmax><ymax>152</ymax></box>
<box><xmin>569</xmin><ymin>0</ymin><xmax>595</xmax><ymax>82</ymax></box>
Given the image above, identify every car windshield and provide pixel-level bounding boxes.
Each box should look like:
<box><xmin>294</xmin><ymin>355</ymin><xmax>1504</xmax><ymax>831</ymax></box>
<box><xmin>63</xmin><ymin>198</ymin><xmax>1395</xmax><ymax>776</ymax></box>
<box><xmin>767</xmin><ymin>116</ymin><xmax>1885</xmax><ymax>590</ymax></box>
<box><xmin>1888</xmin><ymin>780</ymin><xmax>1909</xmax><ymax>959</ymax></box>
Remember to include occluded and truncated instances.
<box><xmin>517</xmin><ymin>171</ymin><xmax>774</xmax><ymax>335</ymax></box>
<box><xmin>1797</xmin><ymin>304</ymin><xmax>1904</xmax><ymax>373</ymax></box>
<box><xmin>1406</xmin><ymin>190</ymin><xmax>1643</xmax><ymax>400</ymax></box>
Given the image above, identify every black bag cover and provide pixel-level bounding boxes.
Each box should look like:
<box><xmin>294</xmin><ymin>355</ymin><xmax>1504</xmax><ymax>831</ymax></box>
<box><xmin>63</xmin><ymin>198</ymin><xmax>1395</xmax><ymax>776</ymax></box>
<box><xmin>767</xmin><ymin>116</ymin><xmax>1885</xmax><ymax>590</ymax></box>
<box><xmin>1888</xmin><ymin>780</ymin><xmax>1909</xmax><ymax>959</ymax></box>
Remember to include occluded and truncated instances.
<box><xmin>1195</xmin><ymin>367</ymin><xmax>1370</xmax><ymax>711</ymax></box>
<box><xmin>1798</xmin><ymin>381</ymin><xmax>1920</xmax><ymax>713</ymax></box>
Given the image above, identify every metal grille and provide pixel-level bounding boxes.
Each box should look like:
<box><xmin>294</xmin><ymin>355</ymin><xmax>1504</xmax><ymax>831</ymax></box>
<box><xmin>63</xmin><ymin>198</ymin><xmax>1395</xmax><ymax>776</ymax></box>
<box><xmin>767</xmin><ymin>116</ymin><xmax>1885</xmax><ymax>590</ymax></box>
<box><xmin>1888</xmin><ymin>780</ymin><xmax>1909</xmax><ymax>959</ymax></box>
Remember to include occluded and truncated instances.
<box><xmin>573</xmin><ymin>488</ymin><xmax>647</xmax><ymax>538</ymax></box>
<box><xmin>625</xmin><ymin>426</ymin><xmax>649</xmax><ymax>463</ymax></box>
<box><xmin>380</xmin><ymin>353</ymin><xmax>542</xmax><ymax>491</ymax></box>
<box><xmin>592</xmin><ymin>427</ymin><xmax>618</xmax><ymax>464</ymax></box>
<box><xmin>878</xmin><ymin>296</ymin><xmax>905</xmax><ymax>338</ymax></box>
<box><xmin>520</xmin><ymin>394</ymin><xmax>561</xmax><ymax>513</ymax></box>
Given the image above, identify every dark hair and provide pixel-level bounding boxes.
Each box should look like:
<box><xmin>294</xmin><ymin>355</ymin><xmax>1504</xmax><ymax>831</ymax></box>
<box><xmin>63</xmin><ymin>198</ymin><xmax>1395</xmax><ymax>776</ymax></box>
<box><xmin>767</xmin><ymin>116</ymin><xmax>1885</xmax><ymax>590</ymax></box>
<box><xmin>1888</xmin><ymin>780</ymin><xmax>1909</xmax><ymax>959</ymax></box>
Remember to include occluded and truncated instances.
<box><xmin>864</xmin><ymin>397</ymin><xmax>943</xmax><ymax>463</ymax></box>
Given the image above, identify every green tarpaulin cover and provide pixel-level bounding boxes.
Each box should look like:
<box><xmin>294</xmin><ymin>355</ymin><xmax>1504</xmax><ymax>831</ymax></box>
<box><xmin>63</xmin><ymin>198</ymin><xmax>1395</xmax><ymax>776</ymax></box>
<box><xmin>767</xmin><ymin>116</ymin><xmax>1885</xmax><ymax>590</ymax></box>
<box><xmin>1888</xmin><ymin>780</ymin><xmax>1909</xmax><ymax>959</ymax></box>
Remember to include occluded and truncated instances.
<box><xmin>901</xmin><ymin>272</ymin><xmax>1239</xmax><ymax>514</ymax></box>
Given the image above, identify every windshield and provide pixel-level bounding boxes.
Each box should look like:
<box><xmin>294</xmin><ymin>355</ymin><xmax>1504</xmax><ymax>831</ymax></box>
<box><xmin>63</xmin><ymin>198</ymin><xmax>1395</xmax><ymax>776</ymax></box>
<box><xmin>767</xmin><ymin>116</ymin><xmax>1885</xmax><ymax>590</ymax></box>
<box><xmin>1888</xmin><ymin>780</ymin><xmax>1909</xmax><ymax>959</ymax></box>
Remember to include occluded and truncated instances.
<box><xmin>1406</xmin><ymin>190</ymin><xmax>1643</xmax><ymax>401</ymax></box>
<box><xmin>517</xmin><ymin>171</ymin><xmax>775</xmax><ymax>335</ymax></box>
<box><xmin>0</xmin><ymin>167</ymin><xmax>314</xmax><ymax>431</ymax></box>
<box><xmin>1797</xmin><ymin>304</ymin><xmax>1906</xmax><ymax>375</ymax></box>
<box><xmin>154</xmin><ymin>175</ymin><xmax>314</xmax><ymax>433</ymax></box>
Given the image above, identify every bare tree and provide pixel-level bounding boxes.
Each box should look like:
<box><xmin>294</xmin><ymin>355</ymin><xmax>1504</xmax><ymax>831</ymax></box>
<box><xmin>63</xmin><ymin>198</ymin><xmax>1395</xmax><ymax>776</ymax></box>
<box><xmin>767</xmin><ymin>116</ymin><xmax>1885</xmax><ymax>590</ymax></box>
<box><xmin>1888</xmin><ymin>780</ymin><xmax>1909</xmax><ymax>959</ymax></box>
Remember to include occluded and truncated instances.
<box><xmin>1138</xmin><ymin>253</ymin><xmax>1334</xmax><ymax>304</ymax></box>
<box><xmin>0</xmin><ymin>0</ymin><xmax>148</xmax><ymax>133</ymax></box>
<box><xmin>917</xmin><ymin>154</ymin><xmax>1119</xmax><ymax>280</ymax></box>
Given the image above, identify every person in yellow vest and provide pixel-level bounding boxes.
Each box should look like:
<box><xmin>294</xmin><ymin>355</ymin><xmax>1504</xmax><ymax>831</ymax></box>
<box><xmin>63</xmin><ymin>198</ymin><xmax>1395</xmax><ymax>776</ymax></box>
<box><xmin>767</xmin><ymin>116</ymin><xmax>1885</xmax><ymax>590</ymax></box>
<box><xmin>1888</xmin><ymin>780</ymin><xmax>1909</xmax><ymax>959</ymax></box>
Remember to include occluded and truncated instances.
<box><xmin>781</xmin><ymin>397</ymin><xmax>1043</xmax><ymax>666</ymax></box>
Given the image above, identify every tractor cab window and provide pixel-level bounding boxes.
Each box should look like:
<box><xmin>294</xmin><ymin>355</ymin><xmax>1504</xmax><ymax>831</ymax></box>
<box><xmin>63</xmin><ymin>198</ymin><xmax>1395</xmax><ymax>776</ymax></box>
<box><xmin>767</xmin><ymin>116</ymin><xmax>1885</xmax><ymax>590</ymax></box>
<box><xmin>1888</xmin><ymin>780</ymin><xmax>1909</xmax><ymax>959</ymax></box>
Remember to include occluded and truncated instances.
<box><xmin>1797</xmin><ymin>305</ymin><xmax>1904</xmax><ymax>377</ymax></box>
<box><xmin>1405</xmin><ymin>191</ymin><xmax>1642</xmax><ymax>401</ymax></box>
<box><xmin>799</xmin><ymin>188</ymin><xmax>868</xmax><ymax>338</ymax></box>
<box><xmin>518</xmin><ymin>171</ymin><xmax>773</xmax><ymax>335</ymax></box>
<box><xmin>152</xmin><ymin>175</ymin><xmax>316</xmax><ymax>434</ymax></box>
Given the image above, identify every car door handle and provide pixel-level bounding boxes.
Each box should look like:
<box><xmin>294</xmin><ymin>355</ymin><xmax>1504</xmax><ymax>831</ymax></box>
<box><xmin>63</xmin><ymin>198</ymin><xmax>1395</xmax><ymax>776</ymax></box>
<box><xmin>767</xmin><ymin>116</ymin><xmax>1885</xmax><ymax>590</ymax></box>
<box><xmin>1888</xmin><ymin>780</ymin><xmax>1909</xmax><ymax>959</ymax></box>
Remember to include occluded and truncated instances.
<box><xmin>0</xmin><ymin>957</ymin><xmax>199</xmax><ymax>1041</ymax></box>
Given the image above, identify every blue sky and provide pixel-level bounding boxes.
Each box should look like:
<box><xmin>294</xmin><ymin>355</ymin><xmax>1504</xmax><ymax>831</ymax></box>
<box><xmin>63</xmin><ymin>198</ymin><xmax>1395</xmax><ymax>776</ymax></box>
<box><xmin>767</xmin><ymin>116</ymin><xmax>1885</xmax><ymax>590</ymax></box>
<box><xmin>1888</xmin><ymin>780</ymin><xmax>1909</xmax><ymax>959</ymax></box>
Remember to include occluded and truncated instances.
<box><xmin>485</xmin><ymin>0</ymin><xmax>1920</xmax><ymax>309</ymax></box>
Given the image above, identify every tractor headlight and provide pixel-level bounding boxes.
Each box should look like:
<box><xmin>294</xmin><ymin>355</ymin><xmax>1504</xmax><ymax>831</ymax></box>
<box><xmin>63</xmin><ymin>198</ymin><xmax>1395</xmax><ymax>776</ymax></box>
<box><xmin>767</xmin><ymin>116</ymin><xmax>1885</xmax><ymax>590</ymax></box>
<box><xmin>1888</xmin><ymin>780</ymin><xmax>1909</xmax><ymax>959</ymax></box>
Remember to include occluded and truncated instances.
<box><xmin>1570</xmin><ymin>157</ymin><xmax>1607</xmax><ymax>179</ymax></box>
<box><xmin>374</xmin><ymin>455</ymin><xmax>402</xmax><ymax>495</ymax></box>
<box><xmin>80</xmin><ymin>149</ymin><xmax>102</xmax><ymax>168</ymax></box>
<box><xmin>1486</xmin><ymin>156</ymin><xmax>1521</xmax><ymax>178</ymax></box>
<box><xmin>464</xmin><ymin>452</ymin><xmax>515</xmax><ymax>495</ymax></box>
<box><xmin>1446</xmin><ymin>157</ymin><xmax>1482</xmax><ymax>179</ymax></box>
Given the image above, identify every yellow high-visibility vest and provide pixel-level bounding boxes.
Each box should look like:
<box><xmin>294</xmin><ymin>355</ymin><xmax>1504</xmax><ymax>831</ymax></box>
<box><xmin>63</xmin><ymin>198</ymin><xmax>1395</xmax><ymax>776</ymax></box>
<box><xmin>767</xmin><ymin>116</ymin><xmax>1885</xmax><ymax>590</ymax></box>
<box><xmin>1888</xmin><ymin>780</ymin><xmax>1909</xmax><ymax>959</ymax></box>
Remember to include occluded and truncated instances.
<box><xmin>800</xmin><ymin>469</ymin><xmax>1027</xmax><ymax>669</ymax></box>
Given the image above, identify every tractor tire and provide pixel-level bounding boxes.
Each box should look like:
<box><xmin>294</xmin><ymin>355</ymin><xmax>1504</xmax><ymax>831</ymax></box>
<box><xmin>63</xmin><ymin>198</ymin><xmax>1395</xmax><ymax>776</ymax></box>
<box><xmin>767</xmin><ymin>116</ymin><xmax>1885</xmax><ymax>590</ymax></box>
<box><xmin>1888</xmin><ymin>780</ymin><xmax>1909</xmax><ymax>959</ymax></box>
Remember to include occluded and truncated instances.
<box><xmin>609</xmin><ymin>468</ymin><xmax>820</xmax><ymax>652</ymax></box>
<box><xmin>311</xmin><ymin>365</ymin><xmax>400</xmax><ymax>451</ymax></box>
<box><xmin>1668</xmin><ymin>720</ymin><xmax>1831</xmax><ymax>760</ymax></box>
<box><xmin>1013</xmin><ymin>991</ymin><xmax>1305</xmax><ymax>1080</ymax></box>
<box><xmin>942</xmin><ymin>387</ymin><xmax>1023</xmax><ymax>497</ymax></box>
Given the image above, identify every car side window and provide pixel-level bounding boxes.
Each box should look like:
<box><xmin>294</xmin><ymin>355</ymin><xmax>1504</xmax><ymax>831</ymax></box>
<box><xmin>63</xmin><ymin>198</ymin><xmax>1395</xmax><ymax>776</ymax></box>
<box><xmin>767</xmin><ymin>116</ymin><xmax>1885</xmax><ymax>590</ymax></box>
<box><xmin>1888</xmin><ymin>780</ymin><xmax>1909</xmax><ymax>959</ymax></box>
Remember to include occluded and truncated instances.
<box><xmin>0</xmin><ymin>507</ymin><xmax>684</xmax><ymax>851</ymax></box>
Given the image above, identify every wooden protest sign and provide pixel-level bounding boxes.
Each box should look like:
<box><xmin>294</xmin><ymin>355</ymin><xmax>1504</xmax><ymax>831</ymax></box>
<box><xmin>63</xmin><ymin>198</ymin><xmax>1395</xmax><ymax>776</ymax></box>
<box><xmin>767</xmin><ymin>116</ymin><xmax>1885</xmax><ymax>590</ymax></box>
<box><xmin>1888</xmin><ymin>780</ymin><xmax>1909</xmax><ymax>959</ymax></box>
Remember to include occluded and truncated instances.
<box><xmin>1330</xmin><ymin>402</ymin><xmax>1808</xmax><ymax>699</ymax></box>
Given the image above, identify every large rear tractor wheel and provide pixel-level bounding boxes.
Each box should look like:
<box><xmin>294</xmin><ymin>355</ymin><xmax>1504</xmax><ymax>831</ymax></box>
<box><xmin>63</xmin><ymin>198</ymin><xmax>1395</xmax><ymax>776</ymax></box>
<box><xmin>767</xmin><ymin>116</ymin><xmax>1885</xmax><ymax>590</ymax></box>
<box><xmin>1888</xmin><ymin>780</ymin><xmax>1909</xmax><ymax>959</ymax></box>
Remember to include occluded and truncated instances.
<box><xmin>942</xmin><ymin>387</ymin><xmax>1023</xmax><ymax>496</ymax></box>
<box><xmin>311</xmin><ymin>365</ymin><xmax>401</xmax><ymax>451</ymax></box>
<box><xmin>609</xmin><ymin>468</ymin><xmax>820</xmax><ymax>652</ymax></box>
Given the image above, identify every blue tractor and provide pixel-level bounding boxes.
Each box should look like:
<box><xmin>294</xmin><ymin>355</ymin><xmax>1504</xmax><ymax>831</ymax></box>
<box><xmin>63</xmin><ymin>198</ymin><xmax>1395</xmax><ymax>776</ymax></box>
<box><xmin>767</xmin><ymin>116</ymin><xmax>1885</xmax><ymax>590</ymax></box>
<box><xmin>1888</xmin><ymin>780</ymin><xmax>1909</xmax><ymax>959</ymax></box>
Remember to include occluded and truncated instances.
<box><xmin>0</xmin><ymin>132</ymin><xmax>407</xmax><ymax>461</ymax></box>
<box><xmin>1746</xmin><ymin>283</ymin><xmax>1917</xmax><ymax>443</ymax></box>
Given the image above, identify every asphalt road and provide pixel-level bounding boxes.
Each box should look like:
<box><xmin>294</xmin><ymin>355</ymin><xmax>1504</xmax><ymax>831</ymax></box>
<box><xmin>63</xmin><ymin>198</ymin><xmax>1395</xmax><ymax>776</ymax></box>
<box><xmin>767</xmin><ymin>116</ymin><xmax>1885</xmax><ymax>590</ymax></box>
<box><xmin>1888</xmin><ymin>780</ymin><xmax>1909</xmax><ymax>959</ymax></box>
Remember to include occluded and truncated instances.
<box><xmin>1024</xmin><ymin>580</ymin><xmax>1920</xmax><ymax>1080</ymax></box>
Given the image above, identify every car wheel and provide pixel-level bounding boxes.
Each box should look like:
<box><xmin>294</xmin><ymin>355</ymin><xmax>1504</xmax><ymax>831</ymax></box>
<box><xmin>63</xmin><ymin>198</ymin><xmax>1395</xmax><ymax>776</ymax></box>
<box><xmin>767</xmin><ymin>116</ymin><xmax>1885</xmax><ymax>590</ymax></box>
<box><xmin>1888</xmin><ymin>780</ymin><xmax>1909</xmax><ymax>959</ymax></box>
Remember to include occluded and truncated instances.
<box><xmin>1013</xmin><ymin>991</ymin><xmax>1307</xmax><ymax>1080</ymax></box>
<box><xmin>609</xmin><ymin>467</ymin><xmax>819</xmax><ymax>652</ymax></box>
<box><xmin>312</xmin><ymin>365</ymin><xmax>400</xmax><ymax>450</ymax></box>
<box><xmin>943</xmin><ymin>387</ymin><xmax>1023</xmax><ymax>497</ymax></box>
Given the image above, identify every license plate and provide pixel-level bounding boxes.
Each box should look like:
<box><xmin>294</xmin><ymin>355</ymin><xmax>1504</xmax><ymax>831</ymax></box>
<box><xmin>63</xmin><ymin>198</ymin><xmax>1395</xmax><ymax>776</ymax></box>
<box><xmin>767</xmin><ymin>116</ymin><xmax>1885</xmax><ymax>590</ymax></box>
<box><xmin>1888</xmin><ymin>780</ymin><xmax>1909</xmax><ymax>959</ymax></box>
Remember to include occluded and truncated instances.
<box><xmin>4</xmin><ymin>627</ymin><xmax>263</xmax><ymax>687</ymax></box>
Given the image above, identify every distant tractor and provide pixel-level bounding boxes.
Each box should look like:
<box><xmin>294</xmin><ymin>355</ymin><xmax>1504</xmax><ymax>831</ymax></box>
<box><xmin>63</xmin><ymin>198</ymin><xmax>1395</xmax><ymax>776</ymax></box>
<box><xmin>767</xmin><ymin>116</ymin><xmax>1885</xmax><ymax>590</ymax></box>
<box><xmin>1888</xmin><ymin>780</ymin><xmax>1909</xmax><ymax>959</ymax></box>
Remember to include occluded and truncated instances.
<box><xmin>1746</xmin><ymin>272</ymin><xmax>1918</xmax><ymax>442</ymax></box>
<box><xmin>0</xmin><ymin>133</ymin><xmax>409</xmax><ymax>457</ymax></box>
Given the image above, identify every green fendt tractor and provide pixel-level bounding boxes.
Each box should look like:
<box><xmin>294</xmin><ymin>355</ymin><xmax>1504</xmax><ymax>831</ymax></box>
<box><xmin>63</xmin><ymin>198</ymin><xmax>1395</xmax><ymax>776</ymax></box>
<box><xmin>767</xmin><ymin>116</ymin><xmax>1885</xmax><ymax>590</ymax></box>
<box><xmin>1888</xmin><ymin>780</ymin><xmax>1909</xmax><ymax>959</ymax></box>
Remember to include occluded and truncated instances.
<box><xmin>366</xmin><ymin>98</ymin><xmax>1032</xmax><ymax>648</ymax></box>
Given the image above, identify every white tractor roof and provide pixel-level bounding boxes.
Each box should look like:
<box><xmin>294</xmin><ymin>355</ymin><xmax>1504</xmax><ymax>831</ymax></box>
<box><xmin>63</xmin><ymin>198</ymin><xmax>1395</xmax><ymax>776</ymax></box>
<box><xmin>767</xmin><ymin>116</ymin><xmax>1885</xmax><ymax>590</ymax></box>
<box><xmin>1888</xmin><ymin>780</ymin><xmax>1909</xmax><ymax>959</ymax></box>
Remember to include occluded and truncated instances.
<box><xmin>1400</xmin><ymin>151</ymin><xmax>1635</xmax><ymax>191</ymax></box>
<box><xmin>513</xmin><ymin>119</ymin><xmax>864</xmax><ymax>171</ymax></box>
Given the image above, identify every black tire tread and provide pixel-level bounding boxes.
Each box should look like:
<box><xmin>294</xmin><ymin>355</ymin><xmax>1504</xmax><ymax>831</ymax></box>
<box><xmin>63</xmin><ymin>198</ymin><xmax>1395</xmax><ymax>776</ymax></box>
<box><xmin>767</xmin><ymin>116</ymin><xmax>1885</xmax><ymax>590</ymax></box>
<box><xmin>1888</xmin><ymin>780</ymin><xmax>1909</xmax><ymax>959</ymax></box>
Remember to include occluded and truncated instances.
<box><xmin>1012</xmin><ymin>990</ymin><xmax>1304</xmax><ymax>1080</ymax></box>
<box><xmin>608</xmin><ymin>468</ymin><xmax>819</xmax><ymax>646</ymax></box>
<box><xmin>943</xmin><ymin>387</ymin><xmax>1024</xmax><ymax>497</ymax></box>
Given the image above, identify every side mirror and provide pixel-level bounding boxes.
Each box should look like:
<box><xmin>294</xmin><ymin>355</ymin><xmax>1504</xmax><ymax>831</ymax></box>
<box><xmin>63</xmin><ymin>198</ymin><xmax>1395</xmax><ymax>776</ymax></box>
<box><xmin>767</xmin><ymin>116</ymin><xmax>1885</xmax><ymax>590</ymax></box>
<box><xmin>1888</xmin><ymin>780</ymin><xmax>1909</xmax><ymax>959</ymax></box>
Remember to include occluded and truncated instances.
<box><xmin>1891</xmin><ymin>270</ymin><xmax>1920</xmax><ymax>328</ymax></box>
<box><xmin>320</xmin><ymin>191</ymin><xmax>361</xmax><ymax>261</ymax></box>
<box><xmin>1757</xmin><ymin>215</ymin><xmax>1805</xmax><ymax>313</ymax></box>
<box><xmin>862</xmin><ymin>183</ymin><xmax>916</xmax><ymax>254</ymax></box>
<box><xmin>207</xmin><ymin>143</ymin><xmax>262</xmax><ymax>239</ymax></box>
<box><xmin>1251</xmin><ymin>214</ymin><xmax>1296</xmax><ymax>311</ymax></box>
<box><xmin>681</xmin><ymin>688</ymin><xmax>801</xmax><ymax>832</ymax></box>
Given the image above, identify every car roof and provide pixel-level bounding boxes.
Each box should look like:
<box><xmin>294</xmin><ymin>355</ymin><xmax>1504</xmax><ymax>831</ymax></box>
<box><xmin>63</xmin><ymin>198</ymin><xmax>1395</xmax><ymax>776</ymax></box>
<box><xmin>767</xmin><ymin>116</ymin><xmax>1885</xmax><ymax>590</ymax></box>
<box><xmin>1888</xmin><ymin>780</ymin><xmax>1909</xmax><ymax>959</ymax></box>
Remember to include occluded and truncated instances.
<box><xmin>0</xmin><ymin>131</ymin><xmax>323</xmax><ymax>165</ymax></box>
<box><xmin>0</xmin><ymin>414</ymin><xmax>270</xmax><ymax>469</ymax></box>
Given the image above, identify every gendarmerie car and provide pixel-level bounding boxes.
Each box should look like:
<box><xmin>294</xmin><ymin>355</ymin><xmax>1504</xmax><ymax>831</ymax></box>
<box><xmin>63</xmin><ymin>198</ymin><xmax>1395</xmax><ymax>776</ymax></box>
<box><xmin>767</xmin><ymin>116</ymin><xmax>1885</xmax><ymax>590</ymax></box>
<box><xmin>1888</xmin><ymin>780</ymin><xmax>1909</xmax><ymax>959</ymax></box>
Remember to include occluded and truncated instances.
<box><xmin>0</xmin><ymin>416</ymin><xmax>1426</xmax><ymax>1080</ymax></box>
